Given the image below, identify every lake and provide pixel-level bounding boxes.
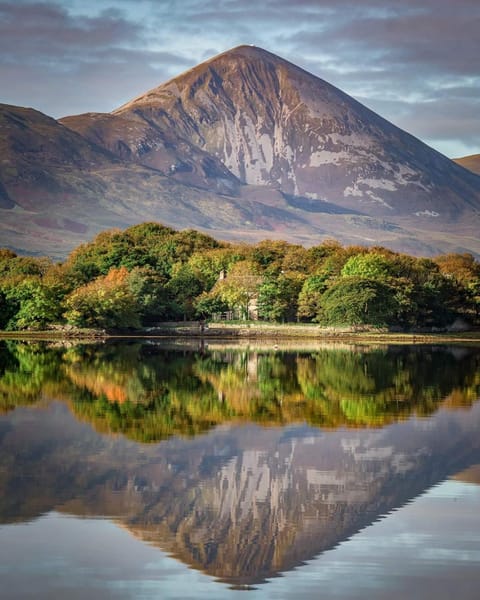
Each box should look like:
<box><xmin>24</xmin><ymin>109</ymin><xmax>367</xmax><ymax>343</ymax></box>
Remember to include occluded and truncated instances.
<box><xmin>0</xmin><ymin>339</ymin><xmax>479</xmax><ymax>599</ymax></box>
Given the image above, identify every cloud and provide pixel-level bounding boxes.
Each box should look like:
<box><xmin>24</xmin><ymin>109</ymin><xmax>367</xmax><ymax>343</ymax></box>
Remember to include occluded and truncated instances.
<box><xmin>0</xmin><ymin>0</ymin><xmax>479</xmax><ymax>156</ymax></box>
<box><xmin>280</xmin><ymin>1</ymin><xmax>480</xmax><ymax>79</ymax></box>
<box><xmin>0</xmin><ymin>2</ymin><xmax>141</xmax><ymax>60</ymax></box>
<box><xmin>0</xmin><ymin>1</ymin><xmax>193</xmax><ymax>115</ymax></box>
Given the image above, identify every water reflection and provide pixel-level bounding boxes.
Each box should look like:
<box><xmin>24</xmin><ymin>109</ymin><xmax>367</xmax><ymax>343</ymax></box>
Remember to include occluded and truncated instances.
<box><xmin>0</xmin><ymin>341</ymin><xmax>479</xmax><ymax>589</ymax></box>
<box><xmin>1</xmin><ymin>341</ymin><xmax>479</xmax><ymax>438</ymax></box>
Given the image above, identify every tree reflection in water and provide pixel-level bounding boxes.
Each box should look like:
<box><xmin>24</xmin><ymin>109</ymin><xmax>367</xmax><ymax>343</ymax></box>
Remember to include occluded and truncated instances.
<box><xmin>1</xmin><ymin>341</ymin><xmax>478</xmax><ymax>439</ymax></box>
<box><xmin>0</xmin><ymin>340</ymin><xmax>479</xmax><ymax>586</ymax></box>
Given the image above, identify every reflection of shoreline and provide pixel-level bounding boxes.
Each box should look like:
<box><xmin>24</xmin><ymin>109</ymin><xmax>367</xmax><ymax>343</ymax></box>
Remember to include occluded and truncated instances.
<box><xmin>3</xmin><ymin>335</ymin><xmax>480</xmax><ymax>354</ymax></box>
<box><xmin>154</xmin><ymin>339</ymin><xmax>387</xmax><ymax>352</ymax></box>
<box><xmin>2</xmin><ymin>327</ymin><xmax>480</xmax><ymax>347</ymax></box>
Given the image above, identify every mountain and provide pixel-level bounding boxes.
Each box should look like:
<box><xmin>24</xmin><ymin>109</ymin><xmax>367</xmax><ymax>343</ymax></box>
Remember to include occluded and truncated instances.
<box><xmin>1</xmin><ymin>46</ymin><xmax>480</xmax><ymax>258</ymax></box>
<box><xmin>454</xmin><ymin>154</ymin><xmax>480</xmax><ymax>175</ymax></box>
<box><xmin>111</xmin><ymin>46</ymin><xmax>480</xmax><ymax>220</ymax></box>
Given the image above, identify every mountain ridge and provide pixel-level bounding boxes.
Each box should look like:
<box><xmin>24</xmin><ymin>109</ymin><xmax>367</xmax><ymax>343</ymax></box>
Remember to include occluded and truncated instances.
<box><xmin>1</xmin><ymin>45</ymin><xmax>479</xmax><ymax>258</ymax></box>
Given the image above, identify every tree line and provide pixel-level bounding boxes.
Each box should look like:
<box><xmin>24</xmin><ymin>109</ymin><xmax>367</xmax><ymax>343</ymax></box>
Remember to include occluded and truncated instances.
<box><xmin>0</xmin><ymin>222</ymin><xmax>479</xmax><ymax>330</ymax></box>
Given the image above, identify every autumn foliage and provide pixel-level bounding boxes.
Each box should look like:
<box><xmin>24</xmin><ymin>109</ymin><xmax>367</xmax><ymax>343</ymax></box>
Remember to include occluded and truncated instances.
<box><xmin>0</xmin><ymin>222</ymin><xmax>479</xmax><ymax>330</ymax></box>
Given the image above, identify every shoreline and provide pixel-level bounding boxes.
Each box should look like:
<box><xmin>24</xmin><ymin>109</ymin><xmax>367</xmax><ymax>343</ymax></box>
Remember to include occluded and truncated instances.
<box><xmin>1</xmin><ymin>323</ymin><xmax>480</xmax><ymax>346</ymax></box>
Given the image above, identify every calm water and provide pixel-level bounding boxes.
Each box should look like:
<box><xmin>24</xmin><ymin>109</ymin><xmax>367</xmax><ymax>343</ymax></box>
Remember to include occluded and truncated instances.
<box><xmin>0</xmin><ymin>340</ymin><xmax>479</xmax><ymax>599</ymax></box>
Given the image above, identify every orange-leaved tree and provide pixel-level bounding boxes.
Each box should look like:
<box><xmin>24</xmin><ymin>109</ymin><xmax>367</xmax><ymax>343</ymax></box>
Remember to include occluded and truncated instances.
<box><xmin>63</xmin><ymin>267</ymin><xmax>141</xmax><ymax>329</ymax></box>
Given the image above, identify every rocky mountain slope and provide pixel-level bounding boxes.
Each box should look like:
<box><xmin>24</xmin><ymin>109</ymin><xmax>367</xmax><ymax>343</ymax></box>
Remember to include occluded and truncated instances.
<box><xmin>1</xmin><ymin>46</ymin><xmax>480</xmax><ymax>258</ymax></box>
<box><xmin>111</xmin><ymin>46</ymin><xmax>480</xmax><ymax>220</ymax></box>
<box><xmin>0</xmin><ymin>103</ymin><xmax>290</xmax><ymax>258</ymax></box>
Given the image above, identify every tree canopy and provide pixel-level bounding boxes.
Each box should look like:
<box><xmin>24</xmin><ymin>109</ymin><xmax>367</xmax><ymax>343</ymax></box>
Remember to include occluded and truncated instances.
<box><xmin>0</xmin><ymin>222</ymin><xmax>479</xmax><ymax>330</ymax></box>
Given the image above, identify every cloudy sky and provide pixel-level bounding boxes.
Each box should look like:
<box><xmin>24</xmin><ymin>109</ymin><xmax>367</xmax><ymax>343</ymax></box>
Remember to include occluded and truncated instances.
<box><xmin>1</xmin><ymin>0</ymin><xmax>479</xmax><ymax>158</ymax></box>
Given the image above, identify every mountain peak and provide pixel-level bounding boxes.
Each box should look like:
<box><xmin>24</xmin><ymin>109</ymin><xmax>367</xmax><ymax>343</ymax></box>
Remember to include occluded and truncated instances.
<box><xmin>6</xmin><ymin>46</ymin><xmax>478</xmax><ymax>258</ymax></box>
<box><xmin>205</xmin><ymin>44</ymin><xmax>287</xmax><ymax>65</ymax></box>
<box><xmin>114</xmin><ymin>44</ymin><xmax>300</xmax><ymax>114</ymax></box>
<box><xmin>110</xmin><ymin>45</ymin><xmax>480</xmax><ymax>228</ymax></box>
<box><xmin>201</xmin><ymin>44</ymin><xmax>312</xmax><ymax>80</ymax></box>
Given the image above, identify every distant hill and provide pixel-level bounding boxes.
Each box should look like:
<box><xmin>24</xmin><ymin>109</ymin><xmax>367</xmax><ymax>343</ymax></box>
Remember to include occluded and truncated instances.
<box><xmin>1</xmin><ymin>46</ymin><xmax>480</xmax><ymax>258</ymax></box>
<box><xmin>454</xmin><ymin>154</ymin><xmax>480</xmax><ymax>175</ymax></box>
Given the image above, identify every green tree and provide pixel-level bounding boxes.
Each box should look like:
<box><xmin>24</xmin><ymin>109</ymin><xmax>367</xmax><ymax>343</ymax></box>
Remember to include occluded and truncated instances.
<box><xmin>165</xmin><ymin>263</ymin><xmax>205</xmax><ymax>319</ymax></box>
<box><xmin>126</xmin><ymin>267</ymin><xmax>168</xmax><ymax>324</ymax></box>
<box><xmin>435</xmin><ymin>253</ymin><xmax>480</xmax><ymax>323</ymax></box>
<box><xmin>319</xmin><ymin>277</ymin><xmax>397</xmax><ymax>326</ymax></box>
<box><xmin>63</xmin><ymin>223</ymin><xmax>222</xmax><ymax>287</ymax></box>
<box><xmin>251</xmin><ymin>240</ymin><xmax>291</xmax><ymax>271</ymax></box>
<box><xmin>297</xmin><ymin>274</ymin><xmax>329</xmax><ymax>321</ymax></box>
<box><xmin>389</xmin><ymin>257</ymin><xmax>465</xmax><ymax>328</ymax></box>
<box><xmin>0</xmin><ymin>253</ymin><xmax>52</xmax><ymax>278</ymax></box>
<box><xmin>0</xmin><ymin>278</ymin><xmax>61</xmax><ymax>330</ymax></box>
<box><xmin>341</xmin><ymin>252</ymin><xmax>392</xmax><ymax>280</ymax></box>
<box><xmin>194</xmin><ymin>292</ymin><xmax>229</xmax><ymax>319</ymax></box>
<box><xmin>257</xmin><ymin>273</ymin><xmax>303</xmax><ymax>322</ymax></box>
<box><xmin>187</xmin><ymin>247</ymin><xmax>243</xmax><ymax>289</ymax></box>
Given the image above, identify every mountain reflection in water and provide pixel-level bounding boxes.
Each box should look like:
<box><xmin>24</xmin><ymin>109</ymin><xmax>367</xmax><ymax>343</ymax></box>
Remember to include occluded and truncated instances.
<box><xmin>0</xmin><ymin>340</ymin><xmax>479</xmax><ymax>590</ymax></box>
